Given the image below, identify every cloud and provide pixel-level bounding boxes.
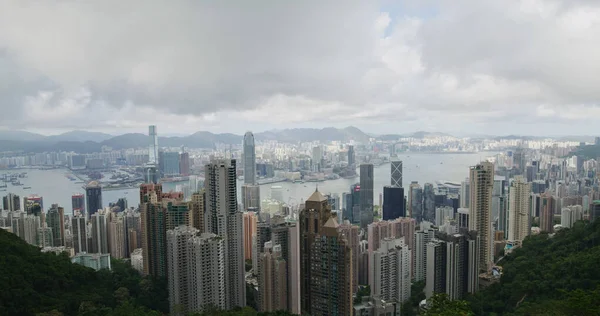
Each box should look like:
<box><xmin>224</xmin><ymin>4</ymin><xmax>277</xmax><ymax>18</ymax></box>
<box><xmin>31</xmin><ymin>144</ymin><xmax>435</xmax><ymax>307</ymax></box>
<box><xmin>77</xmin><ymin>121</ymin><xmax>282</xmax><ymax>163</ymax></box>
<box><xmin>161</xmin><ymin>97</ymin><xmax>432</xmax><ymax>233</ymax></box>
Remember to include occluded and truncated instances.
<box><xmin>0</xmin><ymin>0</ymin><xmax>599</xmax><ymax>135</ymax></box>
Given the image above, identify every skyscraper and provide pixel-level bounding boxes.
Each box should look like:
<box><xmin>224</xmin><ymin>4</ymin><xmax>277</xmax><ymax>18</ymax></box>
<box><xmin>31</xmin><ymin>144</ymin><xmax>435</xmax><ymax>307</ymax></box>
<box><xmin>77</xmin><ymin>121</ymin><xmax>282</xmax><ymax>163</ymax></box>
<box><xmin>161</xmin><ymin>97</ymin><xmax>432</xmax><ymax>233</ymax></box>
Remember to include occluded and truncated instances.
<box><xmin>244</xmin><ymin>131</ymin><xmax>257</xmax><ymax>185</ymax></box>
<box><xmin>423</xmin><ymin>183</ymin><xmax>435</xmax><ymax>222</ymax></box>
<box><xmin>159</xmin><ymin>151</ymin><xmax>181</xmax><ymax>177</ymax></box>
<box><xmin>347</xmin><ymin>145</ymin><xmax>355</xmax><ymax>166</ymax></box>
<box><xmin>258</xmin><ymin>242</ymin><xmax>288</xmax><ymax>312</ymax></box>
<box><xmin>145</xmin><ymin>125</ymin><xmax>159</xmax><ymax>184</ymax></box>
<box><xmin>243</xmin><ymin>212</ymin><xmax>257</xmax><ymax>261</ymax></box>
<box><xmin>86</xmin><ymin>181</ymin><xmax>102</xmax><ymax>219</ymax></box>
<box><xmin>72</xmin><ymin>194</ymin><xmax>85</xmax><ymax>216</ymax></box>
<box><xmin>179</xmin><ymin>151</ymin><xmax>190</xmax><ymax>176</ymax></box>
<box><xmin>338</xmin><ymin>221</ymin><xmax>360</xmax><ymax>293</ymax></box>
<box><xmin>391</xmin><ymin>160</ymin><xmax>403</xmax><ymax>187</ymax></box>
<box><xmin>383</xmin><ymin>186</ymin><xmax>405</xmax><ymax>220</ymax></box>
<box><xmin>460</xmin><ymin>179</ymin><xmax>470</xmax><ymax>209</ymax></box>
<box><xmin>2</xmin><ymin>193</ymin><xmax>20</xmax><ymax>212</ymax></box>
<box><xmin>241</xmin><ymin>184</ymin><xmax>260</xmax><ymax>212</ymax></box>
<box><xmin>409</xmin><ymin>182</ymin><xmax>423</xmax><ymax>221</ymax></box>
<box><xmin>300</xmin><ymin>190</ymin><xmax>353</xmax><ymax>315</ymax></box>
<box><xmin>507</xmin><ymin>177</ymin><xmax>532</xmax><ymax>242</ymax></box>
<box><xmin>90</xmin><ymin>211</ymin><xmax>108</xmax><ymax>254</ymax></box>
<box><xmin>469</xmin><ymin>161</ymin><xmax>494</xmax><ymax>272</ymax></box>
<box><xmin>425</xmin><ymin>231</ymin><xmax>479</xmax><ymax>299</ymax></box>
<box><xmin>46</xmin><ymin>204</ymin><xmax>65</xmax><ymax>247</ymax></box>
<box><xmin>189</xmin><ymin>190</ymin><xmax>205</xmax><ymax>233</ymax></box>
<box><xmin>359</xmin><ymin>164</ymin><xmax>374</xmax><ymax>229</ymax></box>
<box><xmin>72</xmin><ymin>215</ymin><xmax>87</xmax><ymax>254</ymax></box>
<box><xmin>148</xmin><ymin>125</ymin><xmax>159</xmax><ymax>165</ymax></box>
<box><xmin>141</xmin><ymin>188</ymin><xmax>191</xmax><ymax>278</ymax></box>
<box><xmin>205</xmin><ymin>159</ymin><xmax>245</xmax><ymax>309</ymax></box>
<box><xmin>23</xmin><ymin>195</ymin><xmax>43</xmax><ymax>216</ymax></box>
<box><xmin>370</xmin><ymin>237</ymin><xmax>411</xmax><ymax>305</ymax></box>
<box><xmin>167</xmin><ymin>226</ymin><xmax>227</xmax><ymax>314</ymax></box>
<box><xmin>539</xmin><ymin>193</ymin><xmax>555</xmax><ymax>233</ymax></box>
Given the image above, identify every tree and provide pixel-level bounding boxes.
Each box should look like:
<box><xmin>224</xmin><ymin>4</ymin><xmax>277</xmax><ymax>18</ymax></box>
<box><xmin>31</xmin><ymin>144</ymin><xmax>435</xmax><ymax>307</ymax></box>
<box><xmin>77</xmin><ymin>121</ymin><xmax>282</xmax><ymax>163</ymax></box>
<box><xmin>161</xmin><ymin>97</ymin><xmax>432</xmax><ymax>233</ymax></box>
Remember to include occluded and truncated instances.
<box><xmin>423</xmin><ymin>294</ymin><xmax>473</xmax><ymax>316</ymax></box>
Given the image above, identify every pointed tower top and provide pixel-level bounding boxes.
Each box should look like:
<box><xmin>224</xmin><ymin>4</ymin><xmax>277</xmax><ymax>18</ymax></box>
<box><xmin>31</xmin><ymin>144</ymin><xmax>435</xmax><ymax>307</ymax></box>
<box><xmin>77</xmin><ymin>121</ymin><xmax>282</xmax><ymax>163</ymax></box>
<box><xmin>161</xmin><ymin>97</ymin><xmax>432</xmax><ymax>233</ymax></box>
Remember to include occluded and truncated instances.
<box><xmin>307</xmin><ymin>189</ymin><xmax>327</xmax><ymax>202</ymax></box>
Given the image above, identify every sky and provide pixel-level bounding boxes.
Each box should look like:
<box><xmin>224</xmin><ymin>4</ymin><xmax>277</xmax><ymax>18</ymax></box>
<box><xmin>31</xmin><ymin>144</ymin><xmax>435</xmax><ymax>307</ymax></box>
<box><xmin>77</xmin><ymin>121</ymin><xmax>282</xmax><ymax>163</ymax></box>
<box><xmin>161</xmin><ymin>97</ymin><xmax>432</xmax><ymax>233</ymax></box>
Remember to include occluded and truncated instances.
<box><xmin>0</xmin><ymin>0</ymin><xmax>599</xmax><ymax>136</ymax></box>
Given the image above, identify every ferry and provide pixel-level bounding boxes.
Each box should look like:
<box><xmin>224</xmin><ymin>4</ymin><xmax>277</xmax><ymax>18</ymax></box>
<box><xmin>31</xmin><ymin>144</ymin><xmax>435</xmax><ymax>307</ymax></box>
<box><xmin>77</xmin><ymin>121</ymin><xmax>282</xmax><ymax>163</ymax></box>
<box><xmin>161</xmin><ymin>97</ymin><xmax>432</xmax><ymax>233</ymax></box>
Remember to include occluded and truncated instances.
<box><xmin>23</xmin><ymin>186</ymin><xmax>31</xmax><ymax>189</ymax></box>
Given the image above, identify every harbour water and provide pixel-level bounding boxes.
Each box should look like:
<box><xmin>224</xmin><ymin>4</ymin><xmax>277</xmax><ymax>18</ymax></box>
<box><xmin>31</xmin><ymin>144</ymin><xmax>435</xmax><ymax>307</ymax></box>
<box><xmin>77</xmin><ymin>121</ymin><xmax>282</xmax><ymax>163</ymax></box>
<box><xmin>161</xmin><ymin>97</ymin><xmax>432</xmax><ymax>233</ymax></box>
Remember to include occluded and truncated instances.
<box><xmin>1</xmin><ymin>152</ymin><xmax>494</xmax><ymax>214</ymax></box>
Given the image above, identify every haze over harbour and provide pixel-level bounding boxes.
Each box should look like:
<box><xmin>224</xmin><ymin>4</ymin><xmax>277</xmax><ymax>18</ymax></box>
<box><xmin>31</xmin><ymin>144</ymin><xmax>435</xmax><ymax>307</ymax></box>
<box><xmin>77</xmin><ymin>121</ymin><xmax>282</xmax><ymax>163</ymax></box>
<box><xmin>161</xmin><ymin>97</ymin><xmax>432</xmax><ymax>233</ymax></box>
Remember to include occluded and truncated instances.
<box><xmin>1</xmin><ymin>152</ymin><xmax>493</xmax><ymax>214</ymax></box>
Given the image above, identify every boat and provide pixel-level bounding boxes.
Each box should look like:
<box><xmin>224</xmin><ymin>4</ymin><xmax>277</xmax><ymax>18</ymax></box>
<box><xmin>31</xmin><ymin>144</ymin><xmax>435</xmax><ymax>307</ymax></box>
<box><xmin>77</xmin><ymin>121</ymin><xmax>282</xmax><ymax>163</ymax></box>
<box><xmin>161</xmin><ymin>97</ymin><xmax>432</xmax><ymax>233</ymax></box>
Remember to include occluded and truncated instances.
<box><xmin>23</xmin><ymin>186</ymin><xmax>31</xmax><ymax>189</ymax></box>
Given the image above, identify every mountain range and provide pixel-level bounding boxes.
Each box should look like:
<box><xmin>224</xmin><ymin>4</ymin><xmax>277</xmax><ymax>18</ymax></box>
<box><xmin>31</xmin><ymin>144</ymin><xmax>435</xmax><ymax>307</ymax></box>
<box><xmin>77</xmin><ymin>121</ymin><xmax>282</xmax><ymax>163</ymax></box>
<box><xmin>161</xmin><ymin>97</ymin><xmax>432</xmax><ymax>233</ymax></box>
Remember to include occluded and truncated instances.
<box><xmin>0</xmin><ymin>127</ymin><xmax>594</xmax><ymax>153</ymax></box>
<box><xmin>0</xmin><ymin>126</ymin><xmax>375</xmax><ymax>153</ymax></box>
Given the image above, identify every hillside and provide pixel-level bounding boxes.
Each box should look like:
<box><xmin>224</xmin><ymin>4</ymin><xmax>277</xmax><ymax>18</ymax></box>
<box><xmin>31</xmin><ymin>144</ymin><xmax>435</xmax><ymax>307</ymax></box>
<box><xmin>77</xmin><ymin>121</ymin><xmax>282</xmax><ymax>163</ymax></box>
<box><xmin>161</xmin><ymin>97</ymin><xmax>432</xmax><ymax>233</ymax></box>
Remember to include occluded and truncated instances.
<box><xmin>0</xmin><ymin>228</ymin><xmax>167</xmax><ymax>315</ymax></box>
<box><xmin>468</xmin><ymin>219</ymin><xmax>600</xmax><ymax>315</ymax></box>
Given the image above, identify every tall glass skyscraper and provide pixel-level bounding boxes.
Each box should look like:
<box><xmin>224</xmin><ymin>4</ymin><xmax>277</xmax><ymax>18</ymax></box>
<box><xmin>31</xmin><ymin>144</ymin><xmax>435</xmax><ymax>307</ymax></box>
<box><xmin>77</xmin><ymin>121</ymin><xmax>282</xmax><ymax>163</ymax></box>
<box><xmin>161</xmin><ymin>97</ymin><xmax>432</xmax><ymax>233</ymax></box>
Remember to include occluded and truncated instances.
<box><xmin>243</xmin><ymin>131</ymin><xmax>256</xmax><ymax>185</ymax></box>
<box><xmin>86</xmin><ymin>181</ymin><xmax>102</xmax><ymax>219</ymax></box>
<box><xmin>359</xmin><ymin>164</ymin><xmax>374</xmax><ymax>229</ymax></box>
<box><xmin>148</xmin><ymin>125</ymin><xmax>158</xmax><ymax>165</ymax></box>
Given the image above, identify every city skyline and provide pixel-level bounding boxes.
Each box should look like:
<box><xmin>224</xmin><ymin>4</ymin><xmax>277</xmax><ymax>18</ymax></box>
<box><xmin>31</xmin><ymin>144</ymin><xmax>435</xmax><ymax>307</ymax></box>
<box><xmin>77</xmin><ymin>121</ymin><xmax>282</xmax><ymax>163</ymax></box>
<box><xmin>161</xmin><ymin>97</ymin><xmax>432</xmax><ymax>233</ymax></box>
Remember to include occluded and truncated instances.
<box><xmin>0</xmin><ymin>1</ymin><xmax>599</xmax><ymax>136</ymax></box>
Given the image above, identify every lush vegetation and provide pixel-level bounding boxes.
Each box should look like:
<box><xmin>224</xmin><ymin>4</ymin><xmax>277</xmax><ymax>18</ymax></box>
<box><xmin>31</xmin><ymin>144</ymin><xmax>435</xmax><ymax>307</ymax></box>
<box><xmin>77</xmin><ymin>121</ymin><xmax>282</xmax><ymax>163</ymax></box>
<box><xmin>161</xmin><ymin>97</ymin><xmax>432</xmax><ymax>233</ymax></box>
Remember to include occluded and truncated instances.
<box><xmin>0</xmin><ymin>228</ymin><xmax>167</xmax><ymax>315</ymax></box>
<box><xmin>423</xmin><ymin>294</ymin><xmax>474</xmax><ymax>316</ymax></box>
<box><xmin>467</xmin><ymin>219</ymin><xmax>600</xmax><ymax>315</ymax></box>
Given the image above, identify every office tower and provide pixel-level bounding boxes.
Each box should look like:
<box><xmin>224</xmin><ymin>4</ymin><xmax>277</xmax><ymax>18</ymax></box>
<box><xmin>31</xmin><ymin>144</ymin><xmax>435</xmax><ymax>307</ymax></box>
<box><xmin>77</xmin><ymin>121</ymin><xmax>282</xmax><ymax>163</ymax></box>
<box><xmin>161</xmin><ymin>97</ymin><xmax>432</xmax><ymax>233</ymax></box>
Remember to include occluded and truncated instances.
<box><xmin>244</xmin><ymin>131</ymin><xmax>257</xmax><ymax>185</ymax></box>
<box><xmin>204</xmin><ymin>159</ymin><xmax>245</xmax><ymax>308</ymax></box>
<box><xmin>167</xmin><ymin>226</ymin><xmax>227</xmax><ymax>314</ymax></box>
<box><xmin>71</xmin><ymin>194</ymin><xmax>85</xmax><ymax>216</ymax></box>
<box><xmin>72</xmin><ymin>215</ymin><xmax>87</xmax><ymax>254</ymax></box>
<box><xmin>148</xmin><ymin>125</ymin><xmax>159</xmax><ymax>165</ymax></box>
<box><xmin>460</xmin><ymin>179</ymin><xmax>470</xmax><ymax>209</ymax></box>
<box><xmin>346</xmin><ymin>183</ymin><xmax>361</xmax><ymax>224</ymax></box>
<box><xmin>244</xmin><ymin>212</ymin><xmax>258</xmax><ymax>261</ymax></box>
<box><xmin>423</xmin><ymin>183</ymin><xmax>435</xmax><ymax>222</ymax></box>
<box><xmin>90</xmin><ymin>211</ymin><xmax>108</xmax><ymax>254</ymax></box>
<box><xmin>391</xmin><ymin>160</ymin><xmax>403</xmax><ymax>187</ymax></box>
<box><xmin>359</xmin><ymin>164</ymin><xmax>374</xmax><ymax>229</ymax></box>
<box><xmin>383</xmin><ymin>186</ymin><xmax>405</xmax><ymax>220</ymax></box>
<box><xmin>108</xmin><ymin>214</ymin><xmax>126</xmax><ymax>259</ymax></box>
<box><xmin>241</xmin><ymin>184</ymin><xmax>261</xmax><ymax>212</ymax></box>
<box><xmin>179</xmin><ymin>151</ymin><xmax>190</xmax><ymax>176</ymax></box>
<box><xmin>413</xmin><ymin>222</ymin><xmax>437</xmax><ymax>282</ymax></box>
<box><xmin>539</xmin><ymin>193</ymin><xmax>555</xmax><ymax>232</ymax></box>
<box><xmin>370</xmin><ymin>238</ymin><xmax>411</xmax><ymax>305</ymax></box>
<box><xmin>425</xmin><ymin>231</ymin><xmax>479</xmax><ymax>299</ymax></box>
<box><xmin>409</xmin><ymin>182</ymin><xmax>423</xmax><ymax>221</ymax></box>
<box><xmin>435</xmin><ymin>206</ymin><xmax>455</xmax><ymax>227</ymax></box>
<box><xmin>144</xmin><ymin>125</ymin><xmax>159</xmax><ymax>184</ymax></box>
<box><xmin>258</xmin><ymin>242</ymin><xmax>288</xmax><ymax>312</ymax></box>
<box><xmin>348</xmin><ymin>145</ymin><xmax>355</xmax><ymax>166</ymax></box>
<box><xmin>189</xmin><ymin>190</ymin><xmax>205</xmax><ymax>232</ymax></box>
<box><xmin>507</xmin><ymin>177</ymin><xmax>532</xmax><ymax>242</ymax></box>
<box><xmin>254</xmin><ymin>221</ymin><xmax>271</xmax><ymax>274</ymax></box>
<box><xmin>159</xmin><ymin>151</ymin><xmax>181</xmax><ymax>177</ymax></box>
<box><xmin>300</xmin><ymin>190</ymin><xmax>353</xmax><ymax>315</ymax></box>
<box><xmin>46</xmin><ymin>204</ymin><xmax>65</xmax><ymax>247</ymax></box>
<box><xmin>86</xmin><ymin>181</ymin><xmax>102</xmax><ymax>219</ymax></box>
<box><xmin>312</xmin><ymin>146</ymin><xmax>323</xmax><ymax>172</ymax></box>
<box><xmin>469</xmin><ymin>161</ymin><xmax>494</xmax><ymax>272</ymax></box>
<box><xmin>338</xmin><ymin>221</ymin><xmax>360</xmax><ymax>293</ymax></box>
<box><xmin>23</xmin><ymin>195</ymin><xmax>43</xmax><ymax>216</ymax></box>
<box><xmin>3</xmin><ymin>193</ymin><xmax>20</xmax><ymax>211</ymax></box>
<box><xmin>457</xmin><ymin>208</ymin><xmax>469</xmax><ymax>230</ymax></box>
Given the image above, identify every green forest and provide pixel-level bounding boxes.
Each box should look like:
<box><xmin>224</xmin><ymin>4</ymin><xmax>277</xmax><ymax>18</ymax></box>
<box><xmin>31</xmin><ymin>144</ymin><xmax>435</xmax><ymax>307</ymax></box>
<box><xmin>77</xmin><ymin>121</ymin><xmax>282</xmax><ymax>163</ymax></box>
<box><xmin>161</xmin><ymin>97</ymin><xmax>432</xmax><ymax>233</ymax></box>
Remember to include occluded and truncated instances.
<box><xmin>0</xmin><ymin>228</ymin><xmax>293</xmax><ymax>315</ymax></box>
<box><xmin>465</xmin><ymin>218</ymin><xmax>600</xmax><ymax>315</ymax></box>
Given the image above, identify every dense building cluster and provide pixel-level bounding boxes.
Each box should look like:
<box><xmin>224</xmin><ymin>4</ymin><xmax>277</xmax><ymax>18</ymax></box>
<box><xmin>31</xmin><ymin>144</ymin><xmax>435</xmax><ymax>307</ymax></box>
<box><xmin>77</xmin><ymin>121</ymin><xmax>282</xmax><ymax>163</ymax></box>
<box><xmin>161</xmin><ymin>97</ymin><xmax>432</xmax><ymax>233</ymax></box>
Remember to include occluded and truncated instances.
<box><xmin>2</xmin><ymin>125</ymin><xmax>600</xmax><ymax>315</ymax></box>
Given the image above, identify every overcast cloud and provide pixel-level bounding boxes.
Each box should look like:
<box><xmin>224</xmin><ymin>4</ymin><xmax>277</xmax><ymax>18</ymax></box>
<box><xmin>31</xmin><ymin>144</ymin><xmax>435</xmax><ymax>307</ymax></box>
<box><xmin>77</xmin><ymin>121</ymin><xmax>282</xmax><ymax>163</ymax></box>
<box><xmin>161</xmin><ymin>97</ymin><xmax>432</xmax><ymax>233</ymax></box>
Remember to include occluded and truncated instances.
<box><xmin>0</xmin><ymin>0</ymin><xmax>598</xmax><ymax>136</ymax></box>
